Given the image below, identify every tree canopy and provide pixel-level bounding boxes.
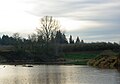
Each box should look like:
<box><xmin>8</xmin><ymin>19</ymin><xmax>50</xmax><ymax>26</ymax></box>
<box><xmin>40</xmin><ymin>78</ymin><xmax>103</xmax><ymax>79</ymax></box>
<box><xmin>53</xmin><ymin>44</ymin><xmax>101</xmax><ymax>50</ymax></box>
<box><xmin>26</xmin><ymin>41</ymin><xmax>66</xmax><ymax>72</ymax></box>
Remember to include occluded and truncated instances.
<box><xmin>36</xmin><ymin>16</ymin><xmax>60</xmax><ymax>42</ymax></box>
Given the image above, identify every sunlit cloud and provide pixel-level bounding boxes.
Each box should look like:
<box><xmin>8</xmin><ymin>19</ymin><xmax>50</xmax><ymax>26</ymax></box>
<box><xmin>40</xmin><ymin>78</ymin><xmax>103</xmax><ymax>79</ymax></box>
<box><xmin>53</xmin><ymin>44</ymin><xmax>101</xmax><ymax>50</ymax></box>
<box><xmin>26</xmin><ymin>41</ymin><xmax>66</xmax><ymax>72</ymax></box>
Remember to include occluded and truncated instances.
<box><xmin>58</xmin><ymin>18</ymin><xmax>104</xmax><ymax>31</ymax></box>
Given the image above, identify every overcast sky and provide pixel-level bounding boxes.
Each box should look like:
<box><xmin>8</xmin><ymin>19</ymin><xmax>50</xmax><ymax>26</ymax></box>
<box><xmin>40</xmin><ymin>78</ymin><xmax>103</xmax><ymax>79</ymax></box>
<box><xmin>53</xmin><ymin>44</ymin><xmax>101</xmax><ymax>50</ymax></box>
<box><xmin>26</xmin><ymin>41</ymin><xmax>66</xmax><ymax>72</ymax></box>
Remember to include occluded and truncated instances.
<box><xmin>0</xmin><ymin>0</ymin><xmax>120</xmax><ymax>42</ymax></box>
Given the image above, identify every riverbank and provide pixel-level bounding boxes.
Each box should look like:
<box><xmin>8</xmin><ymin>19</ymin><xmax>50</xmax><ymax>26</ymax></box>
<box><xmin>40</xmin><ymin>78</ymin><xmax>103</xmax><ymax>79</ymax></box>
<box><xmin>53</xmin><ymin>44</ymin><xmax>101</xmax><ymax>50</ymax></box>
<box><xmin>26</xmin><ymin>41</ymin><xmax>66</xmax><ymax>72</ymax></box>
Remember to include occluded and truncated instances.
<box><xmin>0</xmin><ymin>46</ymin><xmax>120</xmax><ymax>71</ymax></box>
<box><xmin>0</xmin><ymin>60</ymin><xmax>88</xmax><ymax>65</ymax></box>
<box><xmin>87</xmin><ymin>50</ymin><xmax>120</xmax><ymax>70</ymax></box>
<box><xmin>0</xmin><ymin>49</ymin><xmax>99</xmax><ymax>65</ymax></box>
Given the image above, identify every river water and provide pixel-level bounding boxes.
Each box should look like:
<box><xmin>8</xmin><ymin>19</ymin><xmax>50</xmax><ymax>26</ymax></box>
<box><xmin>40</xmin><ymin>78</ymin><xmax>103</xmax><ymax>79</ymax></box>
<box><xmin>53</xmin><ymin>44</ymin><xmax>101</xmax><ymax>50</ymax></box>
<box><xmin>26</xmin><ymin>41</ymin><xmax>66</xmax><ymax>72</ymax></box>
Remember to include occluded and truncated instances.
<box><xmin>0</xmin><ymin>65</ymin><xmax>119</xmax><ymax>84</ymax></box>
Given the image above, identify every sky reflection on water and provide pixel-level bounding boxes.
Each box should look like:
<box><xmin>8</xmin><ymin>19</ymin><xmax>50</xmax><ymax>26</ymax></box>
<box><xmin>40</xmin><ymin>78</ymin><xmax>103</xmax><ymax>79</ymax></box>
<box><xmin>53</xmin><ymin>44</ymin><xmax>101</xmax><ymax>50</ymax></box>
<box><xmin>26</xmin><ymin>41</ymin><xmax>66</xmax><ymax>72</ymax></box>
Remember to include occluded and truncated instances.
<box><xmin>0</xmin><ymin>65</ymin><xmax>119</xmax><ymax>84</ymax></box>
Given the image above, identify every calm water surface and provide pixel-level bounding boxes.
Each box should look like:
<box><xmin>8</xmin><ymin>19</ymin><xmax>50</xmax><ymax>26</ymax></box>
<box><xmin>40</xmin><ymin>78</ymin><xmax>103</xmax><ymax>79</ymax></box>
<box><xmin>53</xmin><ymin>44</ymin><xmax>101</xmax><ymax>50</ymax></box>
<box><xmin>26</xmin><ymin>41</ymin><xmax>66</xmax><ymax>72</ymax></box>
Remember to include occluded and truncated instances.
<box><xmin>0</xmin><ymin>65</ymin><xmax>119</xmax><ymax>84</ymax></box>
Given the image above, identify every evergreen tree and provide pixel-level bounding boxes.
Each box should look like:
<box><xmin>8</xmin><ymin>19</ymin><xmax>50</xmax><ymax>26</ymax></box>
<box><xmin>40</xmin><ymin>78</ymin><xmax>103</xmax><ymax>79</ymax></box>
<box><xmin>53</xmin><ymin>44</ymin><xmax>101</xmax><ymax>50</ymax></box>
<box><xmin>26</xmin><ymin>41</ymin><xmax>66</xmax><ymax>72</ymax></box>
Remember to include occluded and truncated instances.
<box><xmin>81</xmin><ymin>40</ymin><xmax>84</xmax><ymax>43</ymax></box>
<box><xmin>50</xmin><ymin>32</ymin><xmax>55</xmax><ymax>44</ymax></box>
<box><xmin>37</xmin><ymin>35</ymin><xmax>44</xmax><ymax>43</ymax></box>
<box><xmin>62</xmin><ymin>34</ymin><xmax>68</xmax><ymax>44</ymax></box>
<box><xmin>69</xmin><ymin>35</ymin><xmax>74</xmax><ymax>44</ymax></box>
<box><xmin>2</xmin><ymin>35</ymin><xmax>10</xmax><ymax>45</ymax></box>
<box><xmin>75</xmin><ymin>36</ymin><xmax>80</xmax><ymax>44</ymax></box>
<box><xmin>55</xmin><ymin>30</ymin><xmax>68</xmax><ymax>44</ymax></box>
<box><xmin>0</xmin><ymin>37</ymin><xmax>2</xmax><ymax>44</ymax></box>
<box><xmin>55</xmin><ymin>30</ymin><xmax>62</xmax><ymax>44</ymax></box>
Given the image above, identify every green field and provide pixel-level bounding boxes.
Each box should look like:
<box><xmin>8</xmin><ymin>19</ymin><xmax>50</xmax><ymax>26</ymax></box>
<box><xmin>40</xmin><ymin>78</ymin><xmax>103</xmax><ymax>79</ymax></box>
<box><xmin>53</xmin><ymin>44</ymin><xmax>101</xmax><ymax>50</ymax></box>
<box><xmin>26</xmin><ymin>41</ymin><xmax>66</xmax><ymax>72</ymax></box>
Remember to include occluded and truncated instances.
<box><xmin>64</xmin><ymin>53</ymin><xmax>98</xmax><ymax>60</ymax></box>
<box><xmin>64</xmin><ymin>52</ymin><xmax>99</xmax><ymax>65</ymax></box>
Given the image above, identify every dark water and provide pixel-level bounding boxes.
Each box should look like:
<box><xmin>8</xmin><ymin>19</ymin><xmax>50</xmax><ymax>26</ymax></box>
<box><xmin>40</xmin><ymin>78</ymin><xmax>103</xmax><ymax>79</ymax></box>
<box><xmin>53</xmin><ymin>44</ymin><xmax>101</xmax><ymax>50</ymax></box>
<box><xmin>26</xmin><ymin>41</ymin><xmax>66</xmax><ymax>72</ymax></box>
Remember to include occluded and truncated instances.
<box><xmin>0</xmin><ymin>65</ymin><xmax>119</xmax><ymax>84</ymax></box>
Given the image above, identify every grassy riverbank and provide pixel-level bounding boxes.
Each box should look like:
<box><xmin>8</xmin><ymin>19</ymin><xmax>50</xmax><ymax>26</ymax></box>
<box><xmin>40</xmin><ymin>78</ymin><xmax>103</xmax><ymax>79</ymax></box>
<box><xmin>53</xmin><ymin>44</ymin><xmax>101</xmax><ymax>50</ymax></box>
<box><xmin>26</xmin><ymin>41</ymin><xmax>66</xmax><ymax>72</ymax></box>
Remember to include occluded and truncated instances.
<box><xmin>0</xmin><ymin>46</ymin><xmax>119</xmax><ymax>70</ymax></box>
<box><xmin>0</xmin><ymin>49</ymin><xmax>99</xmax><ymax>65</ymax></box>
<box><xmin>63</xmin><ymin>51</ymin><xmax>99</xmax><ymax>65</ymax></box>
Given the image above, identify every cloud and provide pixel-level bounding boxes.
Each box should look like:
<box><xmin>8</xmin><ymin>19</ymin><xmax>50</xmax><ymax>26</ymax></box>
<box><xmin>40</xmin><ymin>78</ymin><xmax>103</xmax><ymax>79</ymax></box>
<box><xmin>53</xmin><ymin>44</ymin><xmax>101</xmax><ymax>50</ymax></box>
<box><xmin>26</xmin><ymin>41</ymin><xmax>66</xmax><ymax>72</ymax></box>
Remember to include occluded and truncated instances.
<box><xmin>68</xmin><ymin>27</ymin><xmax>120</xmax><ymax>42</ymax></box>
<box><xmin>1</xmin><ymin>0</ymin><xmax>119</xmax><ymax>42</ymax></box>
<box><xmin>25</xmin><ymin>0</ymin><xmax>120</xmax><ymax>26</ymax></box>
<box><xmin>22</xmin><ymin>0</ymin><xmax>120</xmax><ymax>42</ymax></box>
<box><xmin>25</xmin><ymin>0</ymin><xmax>119</xmax><ymax>18</ymax></box>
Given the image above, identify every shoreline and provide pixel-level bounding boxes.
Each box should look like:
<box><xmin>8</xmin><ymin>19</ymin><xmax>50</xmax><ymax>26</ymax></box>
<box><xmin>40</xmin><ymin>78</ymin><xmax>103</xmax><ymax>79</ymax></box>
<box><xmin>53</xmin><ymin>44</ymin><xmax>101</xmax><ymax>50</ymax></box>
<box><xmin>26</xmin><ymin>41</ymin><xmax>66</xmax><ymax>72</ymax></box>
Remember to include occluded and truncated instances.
<box><xmin>0</xmin><ymin>62</ymin><xmax>78</xmax><ymax>65</ymax></box>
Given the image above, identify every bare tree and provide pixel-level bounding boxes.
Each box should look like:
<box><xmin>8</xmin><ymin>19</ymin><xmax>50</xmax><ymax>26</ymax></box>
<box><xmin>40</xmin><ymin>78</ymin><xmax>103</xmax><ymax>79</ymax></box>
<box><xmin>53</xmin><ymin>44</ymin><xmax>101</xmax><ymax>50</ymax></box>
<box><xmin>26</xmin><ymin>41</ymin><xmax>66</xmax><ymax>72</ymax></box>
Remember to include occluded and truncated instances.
<box><xmin>36</xmin><ymin>16</ymin><xmax>61</xmax><ymax>58</ymax></box>
<box><xmin>36</xmin><ymin>16</ymin><xmax>60</xmax><ymax>43</ymax></box>
<box><xmin>12</xmin><ymin>33</ymin><xmax>22</xmax><ymax>50</ymax></box>
<box><xmin>28</xmin><ymin>33</ymin><xmax>37</xmax><ymax>42</ymax></box>
<box><xmin>12</xmin><ymin>33</ymin><xmax>21</xmax><ymax>40</ymax></box>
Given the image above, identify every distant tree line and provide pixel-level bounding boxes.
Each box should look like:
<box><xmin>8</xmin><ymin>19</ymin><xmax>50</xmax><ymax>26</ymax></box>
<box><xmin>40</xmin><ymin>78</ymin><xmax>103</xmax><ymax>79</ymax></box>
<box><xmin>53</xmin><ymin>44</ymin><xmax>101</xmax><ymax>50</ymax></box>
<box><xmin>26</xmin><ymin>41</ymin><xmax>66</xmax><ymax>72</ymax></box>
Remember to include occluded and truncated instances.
<box><xmin>0</xmin><ymin>33</ymin><xmax>119</xmax><ymax>51</ymax></box>
<box><xmin>61</xmin><ymin>42</ymin><xmax>120</xmax><ymax>52</ymax></box>
<box><xmin>0</xmin><ymin>33</ymin><xmax>68</xmax><ymax>60</ymax></box>
<box><xmin>0</xmin><ymin>33</ymin><xmax>84</xmax><ymax>46</ymax></box>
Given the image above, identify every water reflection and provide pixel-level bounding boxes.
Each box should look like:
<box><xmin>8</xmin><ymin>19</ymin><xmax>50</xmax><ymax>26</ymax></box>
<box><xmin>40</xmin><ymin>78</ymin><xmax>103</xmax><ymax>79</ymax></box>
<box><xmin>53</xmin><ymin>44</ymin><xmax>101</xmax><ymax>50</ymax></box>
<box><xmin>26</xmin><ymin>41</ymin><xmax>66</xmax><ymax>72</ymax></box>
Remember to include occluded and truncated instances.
<box><xmin>0</xmin><ymin>65</ymin><xmax>119</xmax><ymax>84</ymax></box>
